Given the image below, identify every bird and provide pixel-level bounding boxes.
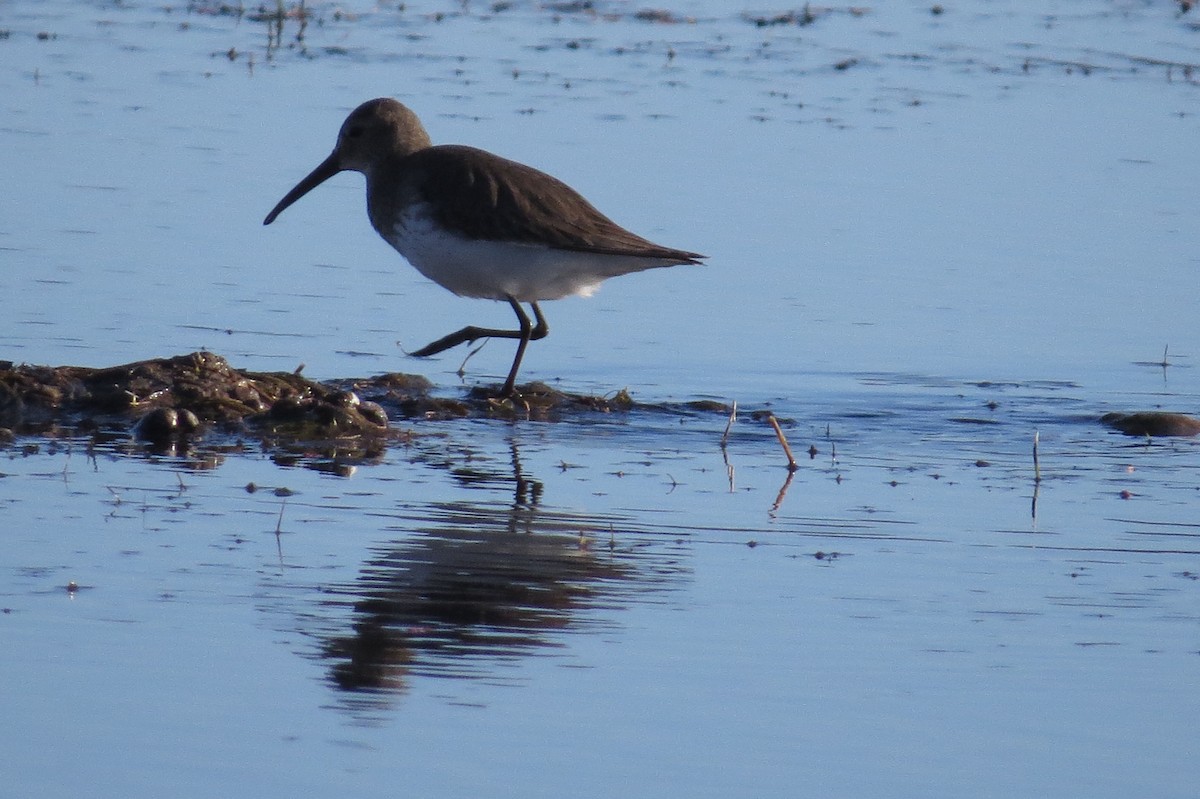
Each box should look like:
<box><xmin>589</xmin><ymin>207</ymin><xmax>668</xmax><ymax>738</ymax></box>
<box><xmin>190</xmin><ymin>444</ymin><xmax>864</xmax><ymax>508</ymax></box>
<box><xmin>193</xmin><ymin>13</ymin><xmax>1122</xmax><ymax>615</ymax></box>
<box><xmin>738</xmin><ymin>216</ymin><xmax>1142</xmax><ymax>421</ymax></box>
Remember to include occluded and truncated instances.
<box><xmin>263</xmin><ymin>98</ymin><xmax>704</xmax><ymax>396</ymax></box>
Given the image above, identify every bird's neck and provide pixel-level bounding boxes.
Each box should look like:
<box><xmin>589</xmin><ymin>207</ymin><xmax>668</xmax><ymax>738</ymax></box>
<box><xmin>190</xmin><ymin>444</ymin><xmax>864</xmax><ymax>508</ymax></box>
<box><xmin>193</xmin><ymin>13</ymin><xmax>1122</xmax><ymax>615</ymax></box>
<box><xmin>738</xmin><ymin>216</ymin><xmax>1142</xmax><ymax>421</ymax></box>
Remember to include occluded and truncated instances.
<box><xmin>364</xmin><ymin>160</ymin><xmax>414</xmax><ymax>237</ymax></box>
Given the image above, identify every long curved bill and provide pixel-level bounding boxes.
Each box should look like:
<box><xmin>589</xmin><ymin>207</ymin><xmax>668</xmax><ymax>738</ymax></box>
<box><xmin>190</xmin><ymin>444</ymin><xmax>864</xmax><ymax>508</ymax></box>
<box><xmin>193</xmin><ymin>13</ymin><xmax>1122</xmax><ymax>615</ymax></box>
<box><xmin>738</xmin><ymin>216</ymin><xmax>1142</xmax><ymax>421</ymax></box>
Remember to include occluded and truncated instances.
<box><xmin>263</xmin><ymin>152</ymin><xmax>343</xmax><ymax>225</ymax></box>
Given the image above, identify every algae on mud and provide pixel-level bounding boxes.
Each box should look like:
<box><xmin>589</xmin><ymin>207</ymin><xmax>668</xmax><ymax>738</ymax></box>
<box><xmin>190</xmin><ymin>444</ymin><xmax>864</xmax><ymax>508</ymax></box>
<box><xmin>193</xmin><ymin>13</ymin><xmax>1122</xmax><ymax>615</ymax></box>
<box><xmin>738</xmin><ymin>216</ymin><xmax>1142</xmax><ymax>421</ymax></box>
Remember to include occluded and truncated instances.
<box><xmin>0</xmin><ymin>351</ymin><xmax>391</xmax><ymax>442</ymax></box>
<box><xmin>0</xmin><ymin>351</ymin><xmax>720</xmax><ymax>450</ymax></box>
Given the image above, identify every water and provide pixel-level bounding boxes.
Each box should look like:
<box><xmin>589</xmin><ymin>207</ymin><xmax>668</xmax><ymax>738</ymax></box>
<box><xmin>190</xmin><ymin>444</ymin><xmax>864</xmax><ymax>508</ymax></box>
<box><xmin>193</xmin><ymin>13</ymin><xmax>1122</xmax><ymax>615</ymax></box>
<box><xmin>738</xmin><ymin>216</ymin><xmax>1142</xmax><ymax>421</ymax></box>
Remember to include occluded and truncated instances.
<box><xmin>2</xmin><ymin>2</ymin><xmax>1199</xmax><ymax>797</ymax></box>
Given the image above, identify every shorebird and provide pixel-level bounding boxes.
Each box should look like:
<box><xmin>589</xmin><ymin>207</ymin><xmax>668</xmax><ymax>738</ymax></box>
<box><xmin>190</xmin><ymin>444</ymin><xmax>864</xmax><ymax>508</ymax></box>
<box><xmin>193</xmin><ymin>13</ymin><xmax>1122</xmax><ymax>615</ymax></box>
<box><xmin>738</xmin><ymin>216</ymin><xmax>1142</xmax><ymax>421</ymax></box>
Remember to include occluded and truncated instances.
<box><xmin>264</xmin><ymin>98</ymin><xmax>703</xmax><ymax>396</ymax></box>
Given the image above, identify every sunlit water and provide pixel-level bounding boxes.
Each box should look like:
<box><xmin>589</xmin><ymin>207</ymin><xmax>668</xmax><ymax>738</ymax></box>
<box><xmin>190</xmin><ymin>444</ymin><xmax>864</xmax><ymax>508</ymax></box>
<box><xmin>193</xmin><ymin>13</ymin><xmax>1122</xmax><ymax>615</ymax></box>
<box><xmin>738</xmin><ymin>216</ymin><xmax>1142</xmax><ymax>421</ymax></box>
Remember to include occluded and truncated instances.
<box><xmin>2</xmin><ymin>2</ymin><xmax>1199</xmax><ymax>797</ymax></box>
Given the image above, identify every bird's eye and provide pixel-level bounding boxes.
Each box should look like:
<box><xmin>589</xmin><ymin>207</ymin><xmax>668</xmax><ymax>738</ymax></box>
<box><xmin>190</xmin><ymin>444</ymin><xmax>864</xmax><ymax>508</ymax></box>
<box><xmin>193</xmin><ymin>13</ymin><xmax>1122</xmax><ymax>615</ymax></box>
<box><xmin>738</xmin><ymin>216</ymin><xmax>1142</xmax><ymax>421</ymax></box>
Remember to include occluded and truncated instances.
<box><xmin>345</xmin><ymin>125</ymin><xmax>365</xmax><ymax>139</ymax></box>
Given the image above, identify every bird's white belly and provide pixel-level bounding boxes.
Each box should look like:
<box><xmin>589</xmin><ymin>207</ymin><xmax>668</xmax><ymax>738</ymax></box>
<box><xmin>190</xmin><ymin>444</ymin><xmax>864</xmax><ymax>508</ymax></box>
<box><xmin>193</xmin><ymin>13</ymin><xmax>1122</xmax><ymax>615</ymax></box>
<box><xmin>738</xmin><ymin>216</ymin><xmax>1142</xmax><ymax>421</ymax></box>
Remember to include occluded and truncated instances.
<box><xmin>384</xmin><ymin>208</ymin><xmax>671</xmax><ymax>302</ymax></box>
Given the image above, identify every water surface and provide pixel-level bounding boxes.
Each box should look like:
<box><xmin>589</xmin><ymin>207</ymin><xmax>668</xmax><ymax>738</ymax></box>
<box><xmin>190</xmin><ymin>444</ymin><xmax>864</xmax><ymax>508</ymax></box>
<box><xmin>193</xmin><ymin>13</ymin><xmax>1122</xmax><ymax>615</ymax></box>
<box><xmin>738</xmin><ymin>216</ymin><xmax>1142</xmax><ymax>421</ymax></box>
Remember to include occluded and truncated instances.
<box><xmin>2</xmin><ymin>2</ymin><xmax>1199</xmax><ymax>797</ymax></box>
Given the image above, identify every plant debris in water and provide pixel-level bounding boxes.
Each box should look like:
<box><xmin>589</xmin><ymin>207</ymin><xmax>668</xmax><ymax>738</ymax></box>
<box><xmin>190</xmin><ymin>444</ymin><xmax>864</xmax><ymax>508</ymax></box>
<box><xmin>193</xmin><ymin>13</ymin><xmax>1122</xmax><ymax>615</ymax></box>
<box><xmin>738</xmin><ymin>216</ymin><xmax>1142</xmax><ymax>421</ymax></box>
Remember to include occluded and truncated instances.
<box><xmin>0</xmin><ymin>352</ymin><xmax>733</xmax><ymax>449</ymax></box>
<box><xmin>1100</xmin><ymin>411</ymin><xmax>1200</xmax><ymax>438</ymax></box>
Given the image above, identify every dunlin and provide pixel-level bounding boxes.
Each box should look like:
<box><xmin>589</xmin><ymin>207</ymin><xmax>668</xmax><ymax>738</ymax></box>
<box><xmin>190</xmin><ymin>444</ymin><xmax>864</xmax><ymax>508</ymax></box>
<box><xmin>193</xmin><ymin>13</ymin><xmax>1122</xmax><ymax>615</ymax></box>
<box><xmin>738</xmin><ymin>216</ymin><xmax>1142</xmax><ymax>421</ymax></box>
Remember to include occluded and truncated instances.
<box><xmin>264</xmin><ymin>98</ymin><xmax>703</xmax><ymax>395</ymax></box>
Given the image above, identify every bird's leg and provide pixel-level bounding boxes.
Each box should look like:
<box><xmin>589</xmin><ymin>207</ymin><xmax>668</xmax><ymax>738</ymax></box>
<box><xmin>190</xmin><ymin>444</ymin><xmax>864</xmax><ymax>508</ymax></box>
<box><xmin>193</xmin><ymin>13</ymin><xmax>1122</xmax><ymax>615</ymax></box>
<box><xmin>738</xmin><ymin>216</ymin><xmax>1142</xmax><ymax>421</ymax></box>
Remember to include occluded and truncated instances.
<box><xmin>410</xmin><ymin>297</ymin><xmax>530</xmax><ymax>357</ymax></box>
<box><xmin>409</xmin><ymin>298</ymin><xmax>550</xmax><ymax>396</ymax></box>
<box><xmin>502</xmin><ymin>300</ymin><xmax>550</xmax><ymax>396</ymax></box>
<box><xmin>528</xmin><ymin>301</ymin><xmax>549</xmax><ymax>341</ymax></box>
<box><xmin>409</xmin><ymin>326</ymin><xmax>513</xmax><ymax>357</ymax></box>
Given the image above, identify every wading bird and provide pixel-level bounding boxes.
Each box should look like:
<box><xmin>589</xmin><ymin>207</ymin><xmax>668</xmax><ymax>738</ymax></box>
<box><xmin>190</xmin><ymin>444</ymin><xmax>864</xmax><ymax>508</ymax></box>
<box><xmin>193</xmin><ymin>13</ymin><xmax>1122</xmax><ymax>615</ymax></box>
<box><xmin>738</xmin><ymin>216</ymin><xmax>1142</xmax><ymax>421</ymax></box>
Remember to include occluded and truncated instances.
<box><xmin>264</xmin><ymin>98</ymin><xmax>703</xmax><ymax>396</ymax></box>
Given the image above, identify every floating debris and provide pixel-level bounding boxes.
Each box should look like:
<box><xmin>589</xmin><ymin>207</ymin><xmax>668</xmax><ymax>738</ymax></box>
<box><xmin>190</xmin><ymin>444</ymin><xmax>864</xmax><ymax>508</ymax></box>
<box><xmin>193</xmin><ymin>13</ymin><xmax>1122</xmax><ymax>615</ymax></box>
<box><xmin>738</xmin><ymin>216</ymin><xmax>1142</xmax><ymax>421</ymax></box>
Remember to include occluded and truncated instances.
<box><xmin>1101</xmin><ymin>412</ymin><xmax>1200</xmax><ymax>438</ymax></box>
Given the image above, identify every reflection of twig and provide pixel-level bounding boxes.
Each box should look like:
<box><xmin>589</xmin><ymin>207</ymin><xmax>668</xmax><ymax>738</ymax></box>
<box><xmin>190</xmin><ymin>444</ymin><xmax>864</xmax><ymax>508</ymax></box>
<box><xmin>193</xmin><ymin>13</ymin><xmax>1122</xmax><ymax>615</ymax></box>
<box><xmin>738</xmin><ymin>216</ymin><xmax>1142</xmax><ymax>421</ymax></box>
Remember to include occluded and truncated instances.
<box><xmin>275</xmin><ymin>499</ymin><xmax>287</xmax><ymax>566</ymax></box>
<box><xmin>720</xmin><ymin>401</ymin><xmax>737</xmax><ymax>449</ymax></box>
<box><xmin>1031</xmin><ymin>430</ymin><xmax>1041</xmax><ymax>525</ymax></box>
<box><xmin>769</xmin><ymin>469</ymin><xmax>795</xmax><ymax>515</ymax></box>
<box><xmin>767</xmin><ymin>414</ymin><xmax>799</xmax><ymax>472</ymax></box>
<box><xmin>720</xmin><ymin>401</ymin><xmax>737</xmax><ymax>492</ymax></box>
<box><xmin>1030</xmin><ymin>430</ymin><xmax>1041</xmax><ymax>525</ymax></box>
<box><xmin>1032</xmin><ymin>430</ymin><xmax>1041</xmax><ymax>484</ymax></box>
<box><xmin>722</xmin><ymin>444</ymin><xmax>735</xmax><ymax>493</ymax></box>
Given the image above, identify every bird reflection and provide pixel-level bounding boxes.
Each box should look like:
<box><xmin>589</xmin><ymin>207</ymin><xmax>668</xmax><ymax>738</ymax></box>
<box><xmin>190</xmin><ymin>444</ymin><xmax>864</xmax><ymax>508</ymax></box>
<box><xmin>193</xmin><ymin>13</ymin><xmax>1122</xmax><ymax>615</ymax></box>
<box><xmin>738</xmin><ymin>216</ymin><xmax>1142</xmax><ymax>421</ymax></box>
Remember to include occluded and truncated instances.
<box><xmin>315</xmin><ymin>440</ymin><xmax>680</xmax><ymax>708</ymax></box>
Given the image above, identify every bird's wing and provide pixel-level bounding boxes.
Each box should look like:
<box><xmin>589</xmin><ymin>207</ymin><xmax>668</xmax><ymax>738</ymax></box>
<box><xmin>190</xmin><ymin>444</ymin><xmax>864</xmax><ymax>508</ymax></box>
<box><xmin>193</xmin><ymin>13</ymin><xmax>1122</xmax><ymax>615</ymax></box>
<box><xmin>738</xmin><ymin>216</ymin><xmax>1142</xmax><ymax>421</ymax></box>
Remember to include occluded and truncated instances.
<box><xmin>410</xmin><ymin>145</ymin><xmax>703</xmax><ymax>262</ymax></box>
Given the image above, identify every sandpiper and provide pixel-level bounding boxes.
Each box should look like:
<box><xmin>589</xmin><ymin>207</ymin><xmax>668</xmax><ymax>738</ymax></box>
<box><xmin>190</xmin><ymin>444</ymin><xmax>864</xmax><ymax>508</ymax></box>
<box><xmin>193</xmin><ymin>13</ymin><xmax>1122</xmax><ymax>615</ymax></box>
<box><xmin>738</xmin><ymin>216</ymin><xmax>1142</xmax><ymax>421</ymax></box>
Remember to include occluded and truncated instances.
<box><xmin>264</xmin><ymin>98</ymin><xmax>703</xmax><ymax>396</ymax></box>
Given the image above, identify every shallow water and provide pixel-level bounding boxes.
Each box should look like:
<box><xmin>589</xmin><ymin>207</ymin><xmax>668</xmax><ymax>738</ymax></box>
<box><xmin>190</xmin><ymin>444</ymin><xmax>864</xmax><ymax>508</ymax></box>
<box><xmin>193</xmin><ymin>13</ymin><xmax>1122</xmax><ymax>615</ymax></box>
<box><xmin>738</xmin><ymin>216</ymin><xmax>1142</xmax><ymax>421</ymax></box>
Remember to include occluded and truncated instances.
<box><xmin>3</xmin><ymin>2</ymin><xmax>1200</xmax><ymax>797</ymax></box>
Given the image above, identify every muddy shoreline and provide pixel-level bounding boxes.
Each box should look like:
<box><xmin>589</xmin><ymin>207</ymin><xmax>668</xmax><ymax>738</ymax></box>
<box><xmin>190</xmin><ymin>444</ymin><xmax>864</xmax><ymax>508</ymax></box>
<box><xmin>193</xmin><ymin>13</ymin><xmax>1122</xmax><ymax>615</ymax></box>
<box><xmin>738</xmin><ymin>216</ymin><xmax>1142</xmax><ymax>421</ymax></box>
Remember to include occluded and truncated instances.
<box><xmin>2</xmin><ymin>352</ymin><xmax>1196</xmax><ymax>465</ymax></box>
<box><xmin>0</xmin><ymin>351</ymin><xmax>729</xmax><ymax>448</ymax></box>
